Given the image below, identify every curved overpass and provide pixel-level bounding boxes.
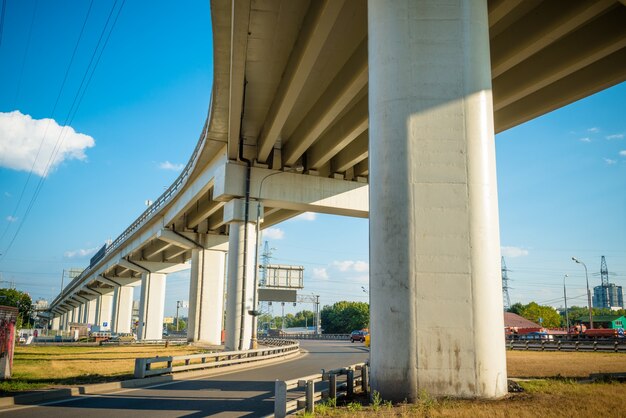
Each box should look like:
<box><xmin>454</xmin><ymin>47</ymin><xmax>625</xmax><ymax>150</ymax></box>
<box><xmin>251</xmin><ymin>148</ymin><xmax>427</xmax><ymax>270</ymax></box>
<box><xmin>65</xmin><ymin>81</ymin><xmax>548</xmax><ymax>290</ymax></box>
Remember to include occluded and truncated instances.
<box><xmin>49</xmin><ymin>0</ymin><xmax>626</xmax><ymax>401</ymax></box>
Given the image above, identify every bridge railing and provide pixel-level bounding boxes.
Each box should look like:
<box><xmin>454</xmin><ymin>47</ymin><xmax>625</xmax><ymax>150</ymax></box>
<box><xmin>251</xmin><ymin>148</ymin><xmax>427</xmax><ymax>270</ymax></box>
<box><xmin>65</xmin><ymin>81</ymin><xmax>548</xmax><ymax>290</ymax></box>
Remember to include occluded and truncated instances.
<box><xmin>274</xmin><ymin>362</ymin><xmax>368</xmax><ymax>418</ymax></box>
<box><xmin>52</xmin><ymin>108</ymin><xmax>212</xmax><ymax>308</ymax></box>
<box><xmin>280</xmin><ymin>333</ymin><xmax>350</xmax><ymax>340</ymax></box>
<box><xmin>507</xmin><ymin>339</ymin><xmax>626</xmax><ymax>352</ymax></box>
<box><xmin>133</xmin><ymin>339</ymin><xmax>299</xmax><ymax>379</ymax></box>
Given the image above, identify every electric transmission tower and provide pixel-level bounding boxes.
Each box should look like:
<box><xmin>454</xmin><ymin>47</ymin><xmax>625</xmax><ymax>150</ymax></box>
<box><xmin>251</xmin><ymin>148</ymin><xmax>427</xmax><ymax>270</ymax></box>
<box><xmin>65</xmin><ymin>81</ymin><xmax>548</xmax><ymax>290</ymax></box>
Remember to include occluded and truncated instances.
<box><xmin>600</xmin><ymin>255</ymin><xmax>609</xmax><ymax>287</ymax></box>
<box><xmin>501</xmin><ymin>256</ymin><xmax>511</xmax><ymax>311</ymax></box>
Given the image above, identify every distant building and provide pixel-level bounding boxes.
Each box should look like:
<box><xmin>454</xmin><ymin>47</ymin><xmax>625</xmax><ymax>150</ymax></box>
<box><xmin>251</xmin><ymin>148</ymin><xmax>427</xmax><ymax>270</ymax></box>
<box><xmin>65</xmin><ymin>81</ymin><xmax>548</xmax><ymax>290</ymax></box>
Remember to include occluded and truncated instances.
<box><xmin>593</xmin><ymin>284</ymin><xmax>624</xmax><ymax>309</ymax></box>
<box><xmin>503</xmin><ymin>312</ymin><xmax>541</xmax><ymax>329</ymax></box>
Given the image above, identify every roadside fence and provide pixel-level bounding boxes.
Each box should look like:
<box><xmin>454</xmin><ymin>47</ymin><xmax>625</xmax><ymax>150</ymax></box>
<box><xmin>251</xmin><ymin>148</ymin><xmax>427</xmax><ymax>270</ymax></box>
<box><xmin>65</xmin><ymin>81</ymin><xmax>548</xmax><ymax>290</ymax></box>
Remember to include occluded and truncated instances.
<box><xmin>508</xmin><ymin>339</ymin><xmax>626</xmax><ymax>352</ymax></box>
<box><xmin>274</xmin><ymin>362</ymin><xmax>368</xmax><ymax>418</ymax></box>
<box><xmin>133</xmin><ymin>339</ymin><xmax>299</xmax><ymax>378</ymax></box>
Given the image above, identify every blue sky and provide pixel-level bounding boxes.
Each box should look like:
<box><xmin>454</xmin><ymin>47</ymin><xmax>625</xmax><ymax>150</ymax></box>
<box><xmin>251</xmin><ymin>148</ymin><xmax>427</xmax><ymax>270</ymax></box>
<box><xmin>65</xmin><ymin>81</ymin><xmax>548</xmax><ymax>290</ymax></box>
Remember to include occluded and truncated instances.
<box><xmin>0</xmin><ymin>1</ymin><xmax>624</xmax><ymax>318</ymax></box>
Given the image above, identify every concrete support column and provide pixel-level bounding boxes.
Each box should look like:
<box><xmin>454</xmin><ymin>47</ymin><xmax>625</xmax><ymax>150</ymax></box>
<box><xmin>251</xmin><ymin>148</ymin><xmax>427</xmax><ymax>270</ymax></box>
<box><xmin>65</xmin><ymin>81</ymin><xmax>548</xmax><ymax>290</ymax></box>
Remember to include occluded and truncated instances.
<box><xmin>225</xmin><ymin>221</ymin><xmax>257</xmax><ymax>351</ymax></box>
<box><xmin>188</xmin><ymin>248</ymin><xmax>226</xmax><ymax>345</ymax></box>
<box><xmin>61</xmin><ymin>312</ymin><xmax>68</xmax><ymax>330</ymax></box>
<box><xmin>96</xmin><ymin>293</ymin><xmax>113</xmax><ymax>331</ymax></box>
<box><xmin>78</xmin><ymin>304</ymin><xmax>85</xmax><ymax>323</ymax></box>
<box><xmin>111</xmin><ymin>286</ymin><xmax>134</xmax><ymax>334</ymax></box>
<box><xmin>72</xmin><ymin>306</ymin><xmax>80</xmax><ymax>324</ymax></box>
<box><xmin>86</xmin><ymin>299</ymin><xmax>97</xmax><ymax>325</ymax></box>
<box><xmin>52</xmin><ymin>316</ymin><xmax>60</xmax><ymax>331</ymax></box>
<box><xmin>368</xmin><ymin>0</ymin><xmax>506</xmax><ymax>400</ymax></box>
<box><xmin>137</xmin><ymin>273</ymin><xmax>166</xmax><ymax>340</ymax></box>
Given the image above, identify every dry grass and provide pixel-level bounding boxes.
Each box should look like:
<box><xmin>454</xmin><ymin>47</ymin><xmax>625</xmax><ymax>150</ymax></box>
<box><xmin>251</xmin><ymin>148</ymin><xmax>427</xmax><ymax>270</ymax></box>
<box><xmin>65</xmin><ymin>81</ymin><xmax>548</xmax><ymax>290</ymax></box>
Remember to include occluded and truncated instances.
<box><xmin>308</xmin><ymin>380</ymin><xmax>626</xmax><ymax>417</ymax></box>
<box><xmin>506</xmin><ymin>350</ymin><xmax>626</xmax><ymax>378</ymax></box>
<box><xmin>7</xmin><ymin>344</ymin><xmax>205</xmax><ymax>391</ymax></box>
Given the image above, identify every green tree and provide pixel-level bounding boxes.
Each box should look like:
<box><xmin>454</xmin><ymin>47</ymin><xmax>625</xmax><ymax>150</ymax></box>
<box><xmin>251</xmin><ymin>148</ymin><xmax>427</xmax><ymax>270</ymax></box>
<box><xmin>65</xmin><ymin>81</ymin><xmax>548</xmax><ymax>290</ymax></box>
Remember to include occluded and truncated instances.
<box><xmin>291</xmin><ymin>310</ymin><xmax>315</xmax><ymax>328</ymax></box>
<box><xmin>320</xmin><ymin>301</ymin><xmax>369</xmax><ymax>334</ymax></box>
<box><xmin>0</xmin><ymin>288</ymin><xmax>32</xmax><ymax>328</ymax></box>
<box><xmin>516</xmin><ymin>301</ymin><xmax>561</xmax><ymax>328</ymax></box>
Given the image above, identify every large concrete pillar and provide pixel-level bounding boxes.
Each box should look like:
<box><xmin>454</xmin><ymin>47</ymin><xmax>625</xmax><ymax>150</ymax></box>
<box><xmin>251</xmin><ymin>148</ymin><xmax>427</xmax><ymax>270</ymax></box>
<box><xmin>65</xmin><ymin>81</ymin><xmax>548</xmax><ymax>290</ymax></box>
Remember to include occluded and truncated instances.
<box><xmin>52</xmin><ymin>316</ymin><xmax>60</xmax><ymax>331</ymax></box>
<box><xmin>111</xmin><ymin>286</ymin><xmax>134</xmax><ymax>334</ymax></box>
<box><xmin>225</xmin><ymin>221</ymin><xmax>257</xmax><ymax>351</ymax></box>
<box><xmin>86</xmin><ymin>299</ymin><xmax>97</xmax><ymax>325</ymax></box>
<box><xmin>78</xmin><ymin>304</ymin><xmax>85</xmax><ymax>323</ymax></box>
<box><xmin>368</xmin><ymin>0</ymin><xmax>507</xmax><ymax>400</ymax></box>
<box><xmin>137</xmin><ymin>273</ymin><xmax>166</xmax><ymax>340</ymax></box>
<box><xmin>72</xmin><ymin>306</ymin><xmax>80</xmax><ymax>324</ymax></box>
<box><xmin>61</xmin><ymin>312</ymin><xmax>68</xmax><ymax>330</ymax></box>
<box><xmin>96</xmin><ymin>293</ymin><xmax>113</xmax><ymax>331</ymax></box>
<box><xmin>188</xmin><ymin>248</ymin><xmax>226</xmax><ymax>345</ymax></box>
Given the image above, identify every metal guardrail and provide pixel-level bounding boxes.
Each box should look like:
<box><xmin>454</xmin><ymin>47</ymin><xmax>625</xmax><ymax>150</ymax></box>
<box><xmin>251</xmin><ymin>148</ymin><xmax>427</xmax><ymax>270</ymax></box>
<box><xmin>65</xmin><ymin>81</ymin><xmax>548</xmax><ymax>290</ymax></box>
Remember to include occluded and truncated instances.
<box><xmin>133</xmin><ymin>339</ymin><xmax>299</xmax><ymax>379</ymax></box>
<box><xmin>508</xmin><ymin>339</ymin><xmax>626</xmax><ymax>352</ymax></box>
<box><xmin>281</xmin><ymin>334</ymin><xmax>350</xmax><ymax>340</ymax></box>
<box><xmin>274</xmin><ymin>362</ymin><xmax>368</xmax><ymax>418</ymax></box>
<box><xmin>52</xmin><ymin>113</ymin><xmax>212</xmax><ymax>308</ymax></box>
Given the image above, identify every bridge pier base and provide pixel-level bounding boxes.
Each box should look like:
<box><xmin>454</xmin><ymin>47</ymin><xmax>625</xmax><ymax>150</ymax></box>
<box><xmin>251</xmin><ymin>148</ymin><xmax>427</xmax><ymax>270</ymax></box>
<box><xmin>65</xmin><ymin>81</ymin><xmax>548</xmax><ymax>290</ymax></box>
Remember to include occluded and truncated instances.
<box><xmin>111</xmin><ymin>285</ymin><xmax>134</xmax><ymax>334</ymax></box>
<box><xmin>137</xmin><ymin>273</ymin><xmax>166</xmax><ymax>340</ymax></box>
<box><xmin>188</xmin><ymin>247</ymin><xmax>226</xmax><ymax>345</ymax></box>
<box><xmin>368</xmin><ymin>0</ymin><xmax>507</xmax><ymax>400</ymax></box>
<box><xmin>225</xmin><ymin>220</ymin><xmax>257</xmax><ymax>351</ymax></box>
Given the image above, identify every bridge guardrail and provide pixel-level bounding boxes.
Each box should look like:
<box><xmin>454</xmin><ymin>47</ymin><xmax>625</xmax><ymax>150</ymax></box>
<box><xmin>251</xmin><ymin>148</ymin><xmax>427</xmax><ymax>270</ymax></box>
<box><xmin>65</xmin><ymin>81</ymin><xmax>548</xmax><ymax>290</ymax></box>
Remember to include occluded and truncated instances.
<box><xmin>507</xmin><ymin>339</ymin><xmax>626</xmax><ymax>352</ymax></box>
<box><xmin>133</xmin><ymin>339</ymin><xmax>299</xmax><ymax>379</ymax></box>
<box><xmin>274</xmin><ymin>362</ymin><xmax>368</xmax><ymax>418</ymax></box>
<box><xmin>280</xmin><ymin>334</ymin><xmax>350</xmax><ymax>340</ymax></box>
<box><xmin>52</xmin><ymin>112</ymin><xmax>212</xmax><ymax>308</ymax></box>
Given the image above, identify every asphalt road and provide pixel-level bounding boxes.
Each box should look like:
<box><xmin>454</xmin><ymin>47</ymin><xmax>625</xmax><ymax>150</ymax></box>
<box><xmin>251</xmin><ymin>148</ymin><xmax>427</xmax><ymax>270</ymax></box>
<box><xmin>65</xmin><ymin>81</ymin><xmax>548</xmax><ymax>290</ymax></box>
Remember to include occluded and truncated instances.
<box><xmin>2</xmin><ymin>340</ymin><xmax>369</xmax><ymax>418</ymax></box>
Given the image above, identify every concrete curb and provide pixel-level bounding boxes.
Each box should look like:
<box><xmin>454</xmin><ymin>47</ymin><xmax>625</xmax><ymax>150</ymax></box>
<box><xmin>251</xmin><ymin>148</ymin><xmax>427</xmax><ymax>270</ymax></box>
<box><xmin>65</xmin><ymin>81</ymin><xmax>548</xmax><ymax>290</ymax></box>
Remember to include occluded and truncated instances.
<box><xmin>0</xmin><ymin>350</ymin><xmax>302</xmax><ymax>409</ymax></box>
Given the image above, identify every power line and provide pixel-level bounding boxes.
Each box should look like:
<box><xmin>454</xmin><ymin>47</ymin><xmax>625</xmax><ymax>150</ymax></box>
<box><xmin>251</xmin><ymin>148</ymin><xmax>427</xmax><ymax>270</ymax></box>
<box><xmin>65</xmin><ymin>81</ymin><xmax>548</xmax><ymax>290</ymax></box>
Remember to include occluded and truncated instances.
<box><xmin>0</xmin><ymin>0</ymin><xmax>95</xmax><ymax>248</ymax></box>
<box><xmin>11</xmin><ymin>0</ymin><xmax>38</xmax><ymax>106</ymax></box>
<box><xmin>0</xmin><ymin>0</ymin><xmax>126</xmax><ymax>262</ymax></box>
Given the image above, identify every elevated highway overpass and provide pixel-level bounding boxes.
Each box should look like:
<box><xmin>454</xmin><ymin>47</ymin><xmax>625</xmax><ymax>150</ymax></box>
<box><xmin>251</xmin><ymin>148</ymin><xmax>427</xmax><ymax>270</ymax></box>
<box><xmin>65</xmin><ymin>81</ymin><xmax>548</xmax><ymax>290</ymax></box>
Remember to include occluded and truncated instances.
<box><xmin>48</xmin><ymin>0</ymin><xmax>626</xmax><ymax>401</ymax></box>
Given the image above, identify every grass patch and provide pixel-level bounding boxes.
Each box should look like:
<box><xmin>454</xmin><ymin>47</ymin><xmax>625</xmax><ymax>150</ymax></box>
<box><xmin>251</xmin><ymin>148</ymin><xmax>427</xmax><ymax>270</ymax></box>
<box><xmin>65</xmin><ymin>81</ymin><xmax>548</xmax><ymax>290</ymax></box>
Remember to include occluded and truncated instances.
<box><xmin>2</xmin><ymin>344</ymin><xmax>206</xmax><ymax>396</ymax></box>
<box><xmin>301</xmin><ymin>380</ymin><xmax>626</xmax><ymax>417</ymax></box>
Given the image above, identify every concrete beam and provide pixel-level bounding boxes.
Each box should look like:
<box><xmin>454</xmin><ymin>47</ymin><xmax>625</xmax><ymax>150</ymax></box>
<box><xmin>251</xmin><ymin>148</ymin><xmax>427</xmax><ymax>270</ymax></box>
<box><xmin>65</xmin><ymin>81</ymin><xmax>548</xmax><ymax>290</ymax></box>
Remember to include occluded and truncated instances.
<box><xmin>282</xmin><ymin>40</ymin><xmax>368</xmax><ymax>166</ymax></box>
<box><xmin>214</xmin><ymin>163</ymin><xmax>368</xmax><ymax>218</ymax></box>
<box><xmin>128</xmin><ymin>260</ymin><xmax>190</xmax><ymax>275</ymax></box>
<box><xmin>157</xmin><ymin>229</ymin><xmax>199</xmax><ymax>250</ymax></box>
<box><xmin>256</xmin><ymin>0</ymin><xmax>346</xmax><ymax>163</ymax></box>
<box><xmin>331</xmin><ymin>130</ymin><xmax>368</xmax><ymax>173</ymax></box>
<box><xmin>493</xmin><ymin>8</ymin><xmax>626</xmax><ymax>111</ymax></box>
<box><xmin>186</xmin><ymin>199</ymin><xmax>223</xmax><ymax>229</ymax></box>
<box><xmin>308</xmin><ymin>95</ymin><xmax>368</xmax><ymax>169</ymax></box>
<box><xmin>142</xmin><ymin>240</ymin><xmax>174</xmax><ymax>260</ymax></box>
<box><xmin>227</xmin><ymin>0</ymin><xmax>251</xmax><ymax>160</ymax></box>
<box><xmin>490</xmin><ymin>0</ymin><xmax>615</xmax><ymax>77</ymax></box>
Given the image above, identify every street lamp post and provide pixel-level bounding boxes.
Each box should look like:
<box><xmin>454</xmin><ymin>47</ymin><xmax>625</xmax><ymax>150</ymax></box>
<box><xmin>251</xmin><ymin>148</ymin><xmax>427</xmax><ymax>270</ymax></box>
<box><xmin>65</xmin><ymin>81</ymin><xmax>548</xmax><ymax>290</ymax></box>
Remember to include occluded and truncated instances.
<box><xmin>250</xmin><ymin>166</ymin><xmax>303</xmax><ymax>349</ymax></box>
<box><xmin>563</xmin><ymin>274</ymin><xmax>570</xmax><ymax>333</ymax></box>
<box><xmin>572</xmin><ymin>257</ymin><xmax>593</xmax><ymax>329</ymax></box>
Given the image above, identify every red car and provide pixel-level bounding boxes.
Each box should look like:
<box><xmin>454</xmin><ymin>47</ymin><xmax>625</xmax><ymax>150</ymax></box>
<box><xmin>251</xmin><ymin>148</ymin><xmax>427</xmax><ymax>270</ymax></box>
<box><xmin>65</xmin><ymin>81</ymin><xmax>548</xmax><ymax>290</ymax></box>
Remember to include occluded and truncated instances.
<box><xmin>350</xmin><ymin>330</ymin><xmax>368</xmax><ymax>343</ymax></box>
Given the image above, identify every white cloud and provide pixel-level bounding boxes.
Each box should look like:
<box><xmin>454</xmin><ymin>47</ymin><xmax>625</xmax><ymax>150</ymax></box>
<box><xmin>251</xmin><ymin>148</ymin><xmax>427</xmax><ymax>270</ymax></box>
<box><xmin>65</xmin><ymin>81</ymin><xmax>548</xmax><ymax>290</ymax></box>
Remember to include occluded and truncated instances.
<box><xmin>619</xmin><ymin>150</ymin><xmax>626</xmax><ymax>157</ymax></box>
<box><xmin>158</xmin><ymin>161</ymin><xmax>184</xmax><ymax>171</ymax></box>
<box><xmin>604</xmin><ymin>158</ymin><xmax>617</xmax><ymax>165</ymax></box>
<box><xmin>6</xmin><ymin>215</ymin><xmax>17</xmax><ymax>222</ymax></box>
<box><xmin>263</xmin><ymin>227</ymin><xmax>285</xmax><ymax>240</ymax></box>
<box><xmin>606</xmin><ymin>134</ymin><xmax>624</xmax><ymax>140</ymax></box>
<box><xmin>501</xmin><ymin>246</ymin><xmax>529</xmax><ymax>258</ymax></box>
<box><xmin>294</xmin><ymin>212</ymin><xmax>317</xmax><ymax>221</ymax></box>
<box><xmin>579</xmin><ymin>137</ymin><xmax>591</xmax><ymax>143</ymax></box>
<box><xmin>0</xmin><ymin>110</ymin><xmax>95</xmax><ymax>177</ymax></box>
<box><xmin>64</xmin><ymin>247</ymin><xmax>99</xmax><ymax>259</ymax></box>
<box><xmin>332</xmin><ymin>260</ymin><xmax>369</xmax><ymax>272</ymax></box>
<box><xmin>587</xmin><ymin>127</ymin><xmax>600</xmax><ymax>133</ymax></box>
<box><xmin>312</xmin><ymin>268</ymin><xmax>329</xmax><ymax>280</ymax></box>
